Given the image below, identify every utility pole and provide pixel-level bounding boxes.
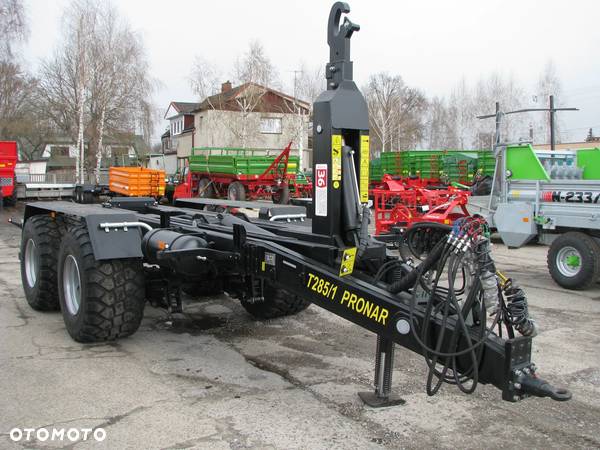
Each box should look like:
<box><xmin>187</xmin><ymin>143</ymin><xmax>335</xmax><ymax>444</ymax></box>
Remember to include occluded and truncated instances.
<box><xmin>291</xmin><ymin>69</ymin><xmax>301</xmax><ymax>100</ymax></box>
<box><xmin>494</xmin><ymin>101</ymin><xmax>501</xmax><ymax>148</ymax></box>
<box><xmin>478</xmin><ymin>98</ymin><xmax>578</xmax><ymax>151</ymax></box>
<box><xmin>549</xmin><ymin>95</ymin><xmax>556</xmax><ymax>150</ymax></box>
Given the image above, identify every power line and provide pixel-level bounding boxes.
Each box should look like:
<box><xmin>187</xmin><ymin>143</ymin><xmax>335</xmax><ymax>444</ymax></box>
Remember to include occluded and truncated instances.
<box><xmin>478</xmin><ymin>96</ymin><xmax>578</xmax><ymax>150</ymax></box>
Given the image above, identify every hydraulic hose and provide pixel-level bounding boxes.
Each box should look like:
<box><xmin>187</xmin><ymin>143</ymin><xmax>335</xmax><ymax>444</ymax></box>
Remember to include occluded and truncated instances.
<box><xmin>388</xmin><ymin>239</ymin><xmax>445</xmax><ymax>294</ymax></box>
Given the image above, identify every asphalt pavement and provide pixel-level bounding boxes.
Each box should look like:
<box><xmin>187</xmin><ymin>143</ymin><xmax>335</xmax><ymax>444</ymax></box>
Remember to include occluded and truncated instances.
<box><xmin>1</xmin><ymin>203</ymin><xmax>599</xmax><ymax>449</ymax></box>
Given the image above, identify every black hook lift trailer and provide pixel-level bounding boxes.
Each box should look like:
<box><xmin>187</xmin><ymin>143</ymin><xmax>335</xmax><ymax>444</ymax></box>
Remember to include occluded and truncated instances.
<box><xmin>16</xmin><ymin>2</ymin><xmax>570</xmax><ymax>406</ymax></box>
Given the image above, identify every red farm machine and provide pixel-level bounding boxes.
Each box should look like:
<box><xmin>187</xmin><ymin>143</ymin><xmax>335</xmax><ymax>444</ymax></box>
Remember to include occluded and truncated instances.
<box><xmin>0</xmin><ymin>141</ymin><xmax>18</xmax><ymax>206</ymax></box>
<box><xmin>371</xmin><ymin>175</ymin><xmax>471</xmax><ymax>235</ymax></box>
<box><xmin>174</xmin><ymin>142</ymin><xmax>312</xmax><ymax>204</ymax></box>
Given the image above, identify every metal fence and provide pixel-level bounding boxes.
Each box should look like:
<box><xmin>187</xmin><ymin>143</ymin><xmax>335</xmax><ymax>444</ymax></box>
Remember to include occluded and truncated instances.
<box><xmin>16</xmin><ymin>171</ymin><xmax>109</xmax><ymax>185</ymax></box>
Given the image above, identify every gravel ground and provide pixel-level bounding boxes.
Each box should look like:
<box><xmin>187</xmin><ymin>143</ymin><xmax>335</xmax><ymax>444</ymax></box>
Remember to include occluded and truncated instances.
<box><xmin>0</xmin><ymin>202</ymin><xmax>599</xmax><ymax>449</ymax></box>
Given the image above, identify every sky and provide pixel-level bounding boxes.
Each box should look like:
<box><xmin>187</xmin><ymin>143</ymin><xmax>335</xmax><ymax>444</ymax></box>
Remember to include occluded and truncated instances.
<box><xmin>21</xmin><ymin>0</ymin><xmax>600</xmax><ymax>145</ymax></box>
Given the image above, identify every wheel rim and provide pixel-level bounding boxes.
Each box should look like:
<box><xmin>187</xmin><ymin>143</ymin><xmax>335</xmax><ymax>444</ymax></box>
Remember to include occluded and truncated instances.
<box><xmin>63</xmin><ymin>255</ymin><xmax>82</xmax><ymax>315</ymax></box>
<box><xmin>556</xmin><ymin>246</ymin><xmax>582</xmax><ymax>277</ymax></box>
<box><xmin>24</xmin><ymin>239</ymin><xmax>38</xmax><ymax>288</ymax></box>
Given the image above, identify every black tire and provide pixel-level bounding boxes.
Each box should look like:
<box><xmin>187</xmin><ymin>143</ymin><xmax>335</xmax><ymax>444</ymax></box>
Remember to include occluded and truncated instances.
<box><xmin>547</xmin><ymin>232</ymin><xmax>600</xmax><ymax>290</ymax></box>
<box><xmin>198</xmin><ymin>178</ymin><xmax>215</xmax><ymax>198</ymax></box>
<box><xmin>182</xmin><ymin>278</ymin><xmax>224</xmax><ymax>297</ymax></box>
<box><xmin>4</xmin><ymin>191</ymin><xmax>16</xmax><ymax>206</ymax></box>
<box><xmin>83</xmin><ymin>191</ymin><xmax>94</xmax><ymax>204</ymax></box>
<box><xmin>74</xmin><ymin>186</ymin><xmax>83</xmax><ymax>203</ymax></box>
<box><xmin>57</xmin><ymin>225</ymin><xmax>145</xmax><ymax>342</ymax></box>
<box><xmin>241</xmin><ymin>281</ymin><xmax>310</xmax><ymax>319</ymax></box>
<box><xmin>228</xmin><ymin>181</ymin><xmax>246</xmax><ymax>201</ymax></box>
<box><xmin>272</xmin><ymin>184</ymin><xmax>290</xmax><ymax>204</ymax></box>
<box><xmin>20</xmin><ymin>215</ymin><xmax>63</xmax><ymax>311</ymax></box>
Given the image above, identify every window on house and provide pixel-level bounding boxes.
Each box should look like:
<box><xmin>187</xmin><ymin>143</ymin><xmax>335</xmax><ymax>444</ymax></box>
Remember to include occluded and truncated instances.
<box><xmin>52</xmin><ymin>146</ymin><xmax>71</xmax><ymax>157</ymax></box>
<box><xmin>260</xmin><ymin>117</ymin><xmax>282</xmax><ymax>134</ymax></box>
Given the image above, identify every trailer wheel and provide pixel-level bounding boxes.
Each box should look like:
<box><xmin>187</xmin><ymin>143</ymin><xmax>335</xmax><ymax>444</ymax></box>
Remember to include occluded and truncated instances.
<box><xmin>74</xmin><ymin>186</ymin><xmax>83</xmax><ymax>203</ymax></box>
<box><xmin>228</xmin><ymin>181</ymin><xmax>246</xmax><ymax>201</ymax></box>
<box><xmin>57</xmin><ymin>225</ymin><xmax>145</xmax><ymax>342</ymax></box>
<box><xmin>198</xmin><ymin>177</ymin><xmax>215</xmax><ymax>198</ymax></box>
<box><xmin>547</xmin><ymin>232</ymin><xmax>600</xmax><ymax>290</ymax></box>
<box><xmin>272</xmin><ymin>184</ymin><xmax>290</xmax><ymax>204</ymax></box>
<box><xmin>240</xmin><ymin>281</ymin><xmax>310</xmax><ymax>319</ymax></box>
<box><xmin>4</xmin><ymin>191</ymin><xmax>16</xmax><ymax>206</ymax></box>
<box><xmin>83</xmin><ymin>191</ymin><xmax>94</xmax><ymax>204</ymax></box>
<box><xmin>20</xmin><ymin>215</ymin><xmax>63</xmax><ymax>311</ymax></box>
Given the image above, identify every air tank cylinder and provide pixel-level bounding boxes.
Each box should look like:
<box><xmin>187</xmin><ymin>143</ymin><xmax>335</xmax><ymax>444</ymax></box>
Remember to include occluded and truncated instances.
<box><xmin>141</xmin><ymin>229</ymin><xmax>208</xmax><ymax>265</ymax></box>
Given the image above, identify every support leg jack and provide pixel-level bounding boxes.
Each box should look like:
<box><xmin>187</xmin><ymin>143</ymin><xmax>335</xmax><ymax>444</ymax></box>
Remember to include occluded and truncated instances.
<box><xmin>358</xmin><ymin>336</ymin><xmax>406</xmax><ymax>408</ymax></box>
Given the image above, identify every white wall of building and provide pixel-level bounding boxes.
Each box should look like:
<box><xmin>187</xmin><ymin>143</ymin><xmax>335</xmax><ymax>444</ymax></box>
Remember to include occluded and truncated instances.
<box><xmin>147</xmin><ymin>154</ymin><xmax>178</xmax><ymax>175</ymax></box>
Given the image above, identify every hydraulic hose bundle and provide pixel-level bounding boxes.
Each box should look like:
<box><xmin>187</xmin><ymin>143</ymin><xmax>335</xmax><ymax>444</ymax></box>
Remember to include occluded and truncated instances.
<box><xmin>392</xmin><ymin>216</ymin><xmax>538</xmax><ymax>396</ymax></box>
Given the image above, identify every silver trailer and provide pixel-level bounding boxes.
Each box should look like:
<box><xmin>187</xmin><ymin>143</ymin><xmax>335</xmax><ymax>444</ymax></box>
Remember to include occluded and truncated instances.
<box><xmin>488</xmin><ymin>145</ymin><xmax>600</xmax><ymax>289</ymax></box>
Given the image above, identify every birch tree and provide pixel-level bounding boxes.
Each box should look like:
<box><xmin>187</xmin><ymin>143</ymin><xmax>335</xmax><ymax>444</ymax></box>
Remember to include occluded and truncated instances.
<box><xmin>533</xmin><ymin>60</ymin><xmax>563</xmax><ymax>144</ymax></box>
<box><xmin>364</xmin><ymin>72</ymin><xmax>427</xmax><ymax>156</ymax></box>
<box><xmin>364</xmin><ymin>73</ymin><xmax>399</xmax><ymax>156</ymax></box>
<box><xmin>189</xmin><ymin>41</ymin><xmax>278</xmax><ymax>148</ymax></box>
<box><xmin>448</xmin><ymin>78</ymin><xmax>476</xmax><ymax>148</ymax></box>
<box><xmin>189</xmin><ymin>56</ymin><xmax>222</xmax><ymax>104</ymax></box>
<box><xmin>230</xmin><ymin>41</ymin><xmax>278</xmax><ymax>147</ymax></box>
<box><xmin>444</xmin><ymin>73</ymin><xmax>527</xmax><ymax>149</ymax></box>
<box><xmin>38</xmin><ymin>0</ymin><xmax>156</xmax><ymax>183</ymax></box>
<box><xmin>424</xmin><ymin>97</ymin><xmax>458</xmax><ymax>149</ymax></box>
<box><xmin>295</xmin><ymin>62</ymin><xmax>325</xmax><ymax>107</ymax></box>
<box><xmin>275</xmin><ymin>63</ymin><xmax>321</xmax><ymax>168</ymax></box>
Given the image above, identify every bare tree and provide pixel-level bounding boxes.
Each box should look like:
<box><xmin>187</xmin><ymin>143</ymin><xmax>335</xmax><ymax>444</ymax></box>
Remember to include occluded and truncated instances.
<box><xmin>364</xmin><ymin>73</ymin><xmax>398</xmax><ymax>156</ymax></box>
<box><xmin>0</xmin><ymin>61</ymin><xmax>33</xmax><ymax>130</ymax></box>
<box><xmin>0</xmin><ymin>0</ymin><xmax>28</xmax><ymax>61</ymax></box>
<box><xmin>227</xmin><ymin>41</ymin><xmax>277</xmax><ymax>147</ymax></box>
<box><xmin>189</xmin><ymin>56</ymin><xmax>222</xmax><ymax>103</ymax></box>
<box><xmin>533</xmin><ymin>60</ymin><xmax>563</xmax><ymax>144</ymax></box>
<box><xmin>445</xmin><ymin>73</ymin><xmax>527</xmax><ymax>149</ymax></box>
<box><xmin>472</xmin><ymin>72</ymin><xmax>525</xmax><ymax>147</ymax></box>
<box><xmin>266</xmin><ymin>63</ymin><xmax>322</xmax><ymax>169</ymax></box>
<box><xmin>448</xmin><ymin>77</ymin><xmax>476</xmax><ymax>148</ymax></box>
<box><xmin>424</xmin><ymin>97</ymin><xmax>458</xmax><ymax>149</ymax></box>
<box><xmin>188</xmin><ymin>41</ymin><xmax>279</xmax><ymax>148</ymax></box>
<box><xmin>295</xmin><ymin>62</ymin><xmax>325</xmax><ymax>107</ymax></box>
<box><xmin>38</xmin><ymin>0</ymin><xmax>156</xmax><ymax>182</ymax></box>
<box><xmin>393</xmin><ymin>84</ymin><xmax>427</xmax><ymax>150</ymax></box>
<box><xmin>0</xmin><ymin>61</ymin><xmax>49</xmax><ymax>159</ymax></box>
<box><xmin>88</xmin><ymin>4</ymin><xmax>155</xmax><ymax>181</ymax></box>
<box><xmin>234</xmin><ymin>40</ymin><xmax>278</xmax><ymax>89</ymax></box>
<box><xmin>364</xmin><ymin>72</ymin><xmax>427</xmax><ymax>156</ymax></box>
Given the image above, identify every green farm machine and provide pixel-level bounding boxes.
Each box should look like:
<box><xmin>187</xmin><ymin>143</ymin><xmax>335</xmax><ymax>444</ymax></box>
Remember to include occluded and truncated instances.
<box><xmin>174</xmin><ymin>143</ymin><xmax>311</xmax><ymax>204</ymax></box>
<box><xmin>485</xmin><ymin>144</ymin><xmax>600</xmax><ymax>290</ymax></box>
<box><xmin>370</xmin><ymin>149</ymin><xmax>496</xmax><ymax>187</ymax></box>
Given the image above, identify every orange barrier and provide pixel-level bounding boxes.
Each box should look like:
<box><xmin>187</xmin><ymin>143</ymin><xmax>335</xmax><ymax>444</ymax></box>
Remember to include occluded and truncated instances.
<box><xmin>109</xmin><ymin>167</ymin><xmax>165</xmax><ymax>197</ymax></box>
